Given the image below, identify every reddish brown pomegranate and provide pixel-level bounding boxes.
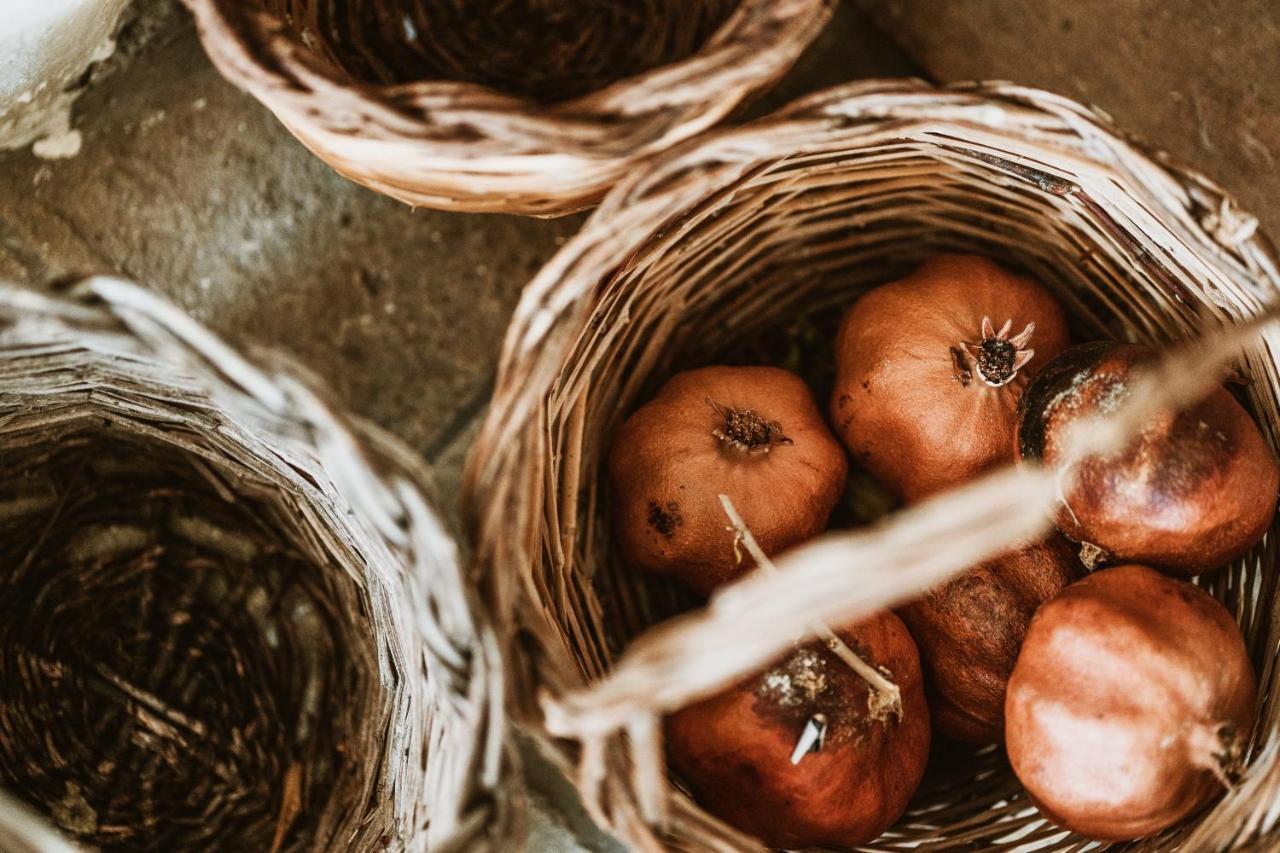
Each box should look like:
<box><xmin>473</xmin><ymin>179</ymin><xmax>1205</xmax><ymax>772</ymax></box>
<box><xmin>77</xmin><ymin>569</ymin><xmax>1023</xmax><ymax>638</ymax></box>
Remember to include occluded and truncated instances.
<box><xmin>898</xmin><ymin>534</ymin><xmax>1083</xmax><ymax>743</ymax></box>
<box><xmin>609</xmin><ymin>365</ymin><xmax>847</xmax><ymax>595</ymax></box>
<box><xmin>666</xmin><ymin>612</ymin><xmax>930</xmax><ymax>847</ymax></box>
<box><xmin>831</xmin><ymin>254</ymin><xmax>1071</xmax><ymax>502</ymax></box>
<box><xmin>1016</xmin><ymin>342</ymin><xmax>1279</xmax><ymax>576</ymax></box>
<box><xmin>1005</xmin><ymin>565</ymin><xmax>1257</xmax><ymax>840</ymax></box>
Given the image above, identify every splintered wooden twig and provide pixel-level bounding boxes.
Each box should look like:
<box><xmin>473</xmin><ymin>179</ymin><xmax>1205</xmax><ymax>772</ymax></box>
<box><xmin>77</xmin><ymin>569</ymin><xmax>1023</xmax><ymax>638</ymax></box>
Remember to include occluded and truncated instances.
<box><xmin>790</xmin><ymin>714</ymin><xmax>828</xmax><ymax>765</ymax></box>
<box><xmin>719</xmin><ymin>494</ymin><xmax>903</xmax><ymax>723</ymax></box>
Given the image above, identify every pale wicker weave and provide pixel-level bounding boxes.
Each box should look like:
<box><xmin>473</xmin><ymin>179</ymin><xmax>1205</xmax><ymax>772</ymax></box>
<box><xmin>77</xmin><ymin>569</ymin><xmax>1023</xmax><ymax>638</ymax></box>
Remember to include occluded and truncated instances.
<box><xmin>464</xmin><ymin>79</ymin><xmax>1280</xmax><ymax>851</ymax></box>
<box><xmin>0</xmin><ymin>280</ymin><xmax>502</xmax><ymax>852</ymax></box>
<box><xmin>181</xmin><ymin>0</ymin><xmax>834</xmax><ymax>216</ymax></box>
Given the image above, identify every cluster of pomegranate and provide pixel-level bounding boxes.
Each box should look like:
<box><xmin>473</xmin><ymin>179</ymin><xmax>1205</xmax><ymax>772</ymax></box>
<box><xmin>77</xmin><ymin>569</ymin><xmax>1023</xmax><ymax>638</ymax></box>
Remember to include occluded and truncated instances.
<box><xmin>608</xmin><ymin>254</ymin><xmax>1276</xmax><ymax>846</ymax></box>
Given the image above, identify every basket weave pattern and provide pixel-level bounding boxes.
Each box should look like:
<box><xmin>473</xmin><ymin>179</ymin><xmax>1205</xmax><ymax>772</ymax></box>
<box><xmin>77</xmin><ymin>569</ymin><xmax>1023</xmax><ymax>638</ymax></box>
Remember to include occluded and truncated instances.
<box><xmin>465</xmin><ymin>80</ymin><xmax>1280</xmax><ymax>850</ymax></box>
<box><xmin>0</xmin><ymin>281</ymin><xmax>499</xmax><ymax>852</ymax></box>
<box><xmin>183</xmin><ymin>0</ymin><xmax>834</xmax><ymax>215</ymax></box>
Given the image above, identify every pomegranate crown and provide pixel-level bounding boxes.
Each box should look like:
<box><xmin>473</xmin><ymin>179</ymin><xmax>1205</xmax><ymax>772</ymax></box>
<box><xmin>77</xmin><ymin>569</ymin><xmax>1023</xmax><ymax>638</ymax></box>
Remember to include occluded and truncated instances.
<box><xmin>962</xmin><ymin>316</ymin><xmax>1036</xmax><ymax>387</ymax></box>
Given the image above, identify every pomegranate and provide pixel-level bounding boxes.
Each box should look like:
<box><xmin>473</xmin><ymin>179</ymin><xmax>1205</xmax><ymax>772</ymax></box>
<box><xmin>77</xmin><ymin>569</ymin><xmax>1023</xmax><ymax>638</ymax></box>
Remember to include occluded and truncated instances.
<box><xmin>609</xmin><ymin>365</ymin><xmax>847</xmax><ymax>595</ymax></box>
<box><xmin>899</xmin><ymin>534</ymin><xmax>1083</xmax><ymax>743</ymax></box>
<box><xmin>1005</xmin><ymin>564</ymin><xmax>1257</xmax><ymax>840</ymax></box>
<box><xmin>1016</xmin><ymin>342</ymin><xmax>1279</xmax><ymax>575</ymax></box>
<box><xmin>666</xmin><ymin>611</ymin><xmax>930</xmax><ymax>847</ymax></box>
<box><xmin>831</xmin><ymin>254</ymin><xmax>1070</xmax><ymax>502</ymax></box>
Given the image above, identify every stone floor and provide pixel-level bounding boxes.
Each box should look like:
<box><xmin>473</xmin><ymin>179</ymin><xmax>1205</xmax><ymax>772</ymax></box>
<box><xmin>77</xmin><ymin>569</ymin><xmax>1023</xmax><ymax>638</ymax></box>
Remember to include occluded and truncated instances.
<box><xmin>0</xmin><ymin>1</ymin><xmax>1273</xmax><ymax>849</ymax></box>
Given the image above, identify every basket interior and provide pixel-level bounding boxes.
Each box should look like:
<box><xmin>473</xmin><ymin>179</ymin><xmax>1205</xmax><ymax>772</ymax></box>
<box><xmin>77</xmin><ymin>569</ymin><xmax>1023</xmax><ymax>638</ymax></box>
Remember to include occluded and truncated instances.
<box><xmin>538</xmin><ymin>135</ymin><xmax>1280</xmax><ymax>849</ymax></box>
<box><xmin>253</xmin><ymin>0</ymin><xmax>738</xmax><ymax>103</ymax></box>
<box><xmin>0</xmin><ymin>370</ymin><xmax>399</xmax><ymax>850</ymax></box>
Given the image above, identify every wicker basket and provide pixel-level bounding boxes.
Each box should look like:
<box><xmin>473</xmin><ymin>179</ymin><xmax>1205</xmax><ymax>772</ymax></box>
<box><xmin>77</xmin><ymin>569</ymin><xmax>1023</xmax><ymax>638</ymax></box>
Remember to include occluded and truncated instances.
<box><xmin>464</xmin><ymin>79</ymin><xmax>1280</xmax><ymax>850</ymax></box>
<box><xmin>0</xmin><ymin>280</ymin><xmax>502</xmax><ymax>852</ymax></box>
<box><xmin>181</xmin><ymin>0</ymin><xmax>834</xmax><ymax>216</ymax></box>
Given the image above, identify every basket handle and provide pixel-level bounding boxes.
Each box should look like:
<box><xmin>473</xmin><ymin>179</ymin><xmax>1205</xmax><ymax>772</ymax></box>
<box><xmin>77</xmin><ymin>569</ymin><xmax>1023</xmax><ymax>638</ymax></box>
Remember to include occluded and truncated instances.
<box><xmin>540</xmin><ymin>306</ymin><xmax>1280</xmax><ymax>827</ymax></box>
<box><xmin>0</xmin><ymin>791</ymin><xmax>80</xmax><ymax>853</ymax></box>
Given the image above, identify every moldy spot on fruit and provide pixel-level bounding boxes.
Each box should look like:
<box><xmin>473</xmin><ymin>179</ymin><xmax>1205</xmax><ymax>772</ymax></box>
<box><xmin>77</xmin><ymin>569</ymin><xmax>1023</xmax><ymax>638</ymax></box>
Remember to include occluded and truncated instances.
<box><xmin>647</xmin><ymin>501</ymin><xmax>681</xmax><ymax>538</ymax></box>
<box><xmin>949</xmin><ymin>346</ymin><xmax>972</xmax><ymax>386</ymax></box>
<box><xmin>753</xmin><ymin>644</ymin><xmax>865</xmax><ymax>746</ymax></box>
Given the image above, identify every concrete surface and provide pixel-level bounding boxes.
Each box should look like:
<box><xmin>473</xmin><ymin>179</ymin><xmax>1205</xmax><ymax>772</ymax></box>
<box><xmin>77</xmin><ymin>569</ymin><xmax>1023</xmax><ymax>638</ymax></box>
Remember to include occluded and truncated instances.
<box><xmin>0</xmin><ymin>1</ymin><xmax>1273</xmax><ymax>849</ymax></box>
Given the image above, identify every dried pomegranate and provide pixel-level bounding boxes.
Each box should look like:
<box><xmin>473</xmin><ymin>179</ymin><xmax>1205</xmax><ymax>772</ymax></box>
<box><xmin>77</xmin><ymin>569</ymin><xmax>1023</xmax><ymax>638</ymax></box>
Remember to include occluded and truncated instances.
<box><xmin>609</xmin><ymin>365</ymin><xmax>847</xmax><ymax>595</ymax></box>
<box><xmin>1005</xmin><ymin>564</ymin><xmax>1256</xmax><ymax>840</ymax></box>
<box><xmin>899</xmin><ymin>534</ymin><xmax>1082</xmax><ymax>743</ymax></box>
<box><xmin>831</xmin><ymin>254</ymin><xmax>1070</xmax><ymax>502</ymax></box>
<box><xmin>666</xmin><ymin>611</ymin><xmax>930</xmax><ymax>847</ymax></box>
<box><xmin>1016</xmin><ymin>342</ymin><xmax>1279</xmax><ymax>575</ymax></box>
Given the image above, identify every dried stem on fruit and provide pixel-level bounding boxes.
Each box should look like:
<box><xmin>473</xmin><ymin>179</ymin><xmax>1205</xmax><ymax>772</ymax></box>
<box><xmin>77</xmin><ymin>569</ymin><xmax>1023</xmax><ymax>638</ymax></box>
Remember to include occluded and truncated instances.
<box><xmin>720</xmin><ymin>494</ymin><xmax>903</xmax><ymax>722</ymax></box>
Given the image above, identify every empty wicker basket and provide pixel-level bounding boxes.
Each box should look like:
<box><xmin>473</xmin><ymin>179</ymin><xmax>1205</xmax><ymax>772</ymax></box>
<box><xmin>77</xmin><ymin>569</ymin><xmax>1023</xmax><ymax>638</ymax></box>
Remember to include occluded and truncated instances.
<box><xmin>0</xmin><ymin>280</ymin><xmax>501</xmax><ymax>852</ymax></box>
<box><xmin>182</xmin><ymin>0</ymin><xmax>834</xmax><ymax>216</ymax></box>
<box><xmin>464</xmin><ymin>79</ymin><xmax>1280</xmax><ymax>850</ymax></box>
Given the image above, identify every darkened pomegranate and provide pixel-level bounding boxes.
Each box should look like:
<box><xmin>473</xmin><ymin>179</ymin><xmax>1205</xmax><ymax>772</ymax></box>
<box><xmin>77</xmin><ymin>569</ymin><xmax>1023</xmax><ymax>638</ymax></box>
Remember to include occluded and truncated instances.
<box><xmin>609</xmin><ymin>365</ymin><xmax>847</xmax><ymax>595</ymax></box>
<box><xmin>831</xmin><ymin>254</ymin><xmax>1071</xmax><ymax>502</ymax></box>
<box><xmin>1016</xmin><ymin>342</ymin><xmax>1279</xmax><ymax>576</ymax></box>
<box><xmin>898</xmin><ymin>534</ymin><xmax>1083</xmax><ymax>743</ymax></box>
<box><xmin>666</xmin><ymin>612</ymin><xmax>930</xmax><ymax>848</ymax></box>
<box><xmin>1006</xmin><ymin>565</ymin><xmax>1257</xmax><ymax>840</ymax></box>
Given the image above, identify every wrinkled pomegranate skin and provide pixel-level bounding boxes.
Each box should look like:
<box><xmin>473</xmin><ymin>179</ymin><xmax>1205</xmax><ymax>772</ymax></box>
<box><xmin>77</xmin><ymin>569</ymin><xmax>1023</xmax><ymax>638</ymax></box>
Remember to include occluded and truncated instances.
<box><xmin>666</xmin><ymin>612</ymin><xmax>930</xmax><ymax>848</ymax></box>
<box><xmin>1005</xmin><ymin>565</ymin><xmax>1257</xmax><ymax>840</ymax></box>
<box><xmin>831</xmin><ymin>254</ymin><xmax>1070</xmax><ymax>503</ymax></box>
<box><xmin>609</xmin><ymin>365</ymin><xmax>847</xmax><ymax>595</ymax></box>
<box><xmin>899</xmin><ymin>534</ymin><xmax>1083</xmax><ymax>743</ymax></box>
<box><xmin>1016</xmin><ymin>342</ymin><xmax>1280</xmax><ymax>576</ymax></box>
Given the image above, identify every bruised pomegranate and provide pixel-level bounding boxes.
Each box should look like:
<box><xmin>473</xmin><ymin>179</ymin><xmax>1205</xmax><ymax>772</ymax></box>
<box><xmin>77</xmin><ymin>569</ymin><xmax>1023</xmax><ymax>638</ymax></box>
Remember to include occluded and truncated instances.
<box><xmin>898</xmin><ymin>534</ymin><xmax>1082</xmax><ymax>743</ymax></box>
<box><xmin>1016</xmin><ymin>342</ymin><xmax>1279</xmax><ymax>575</ymax></box>
<box><xmin>831</xmin><ymin>254</ymin><xmax>1071</xmax><ymax>502</ymax></box>
<box><xmin>666</xmin><ymin>612</ymin><xmax>930</xmax><ymax>847</ymax></box>
<box><xmin>609</xmin><ymin>365</ymin><xmax>847</xmax><ymax>595</ymax></box>
<box><xmin>1006</xmin><ymin>565</ymin><xmax>1257</xmax><ymax>840</ymax></box>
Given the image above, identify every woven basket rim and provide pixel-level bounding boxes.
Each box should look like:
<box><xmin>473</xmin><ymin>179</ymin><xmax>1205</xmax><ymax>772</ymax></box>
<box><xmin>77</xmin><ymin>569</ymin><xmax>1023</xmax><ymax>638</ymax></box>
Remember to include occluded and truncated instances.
<box><xmin>181</xmin><ymin>0</ymin><xmax>835</xmax><ymax>214</ymax></box>
<box><xmin>183</xmin><ymin>0</ymin><xmax>834</xmax><ymax>154</ymax></box>
<box><xmin>462</xmin><ymin>77</ymin><xmax>1280</xmax><ymax>850</ymax></box>
<box><xmin>597</xmin><ymin>76</ymin><xmax>1278</xmax><ymax>254</ymax></box>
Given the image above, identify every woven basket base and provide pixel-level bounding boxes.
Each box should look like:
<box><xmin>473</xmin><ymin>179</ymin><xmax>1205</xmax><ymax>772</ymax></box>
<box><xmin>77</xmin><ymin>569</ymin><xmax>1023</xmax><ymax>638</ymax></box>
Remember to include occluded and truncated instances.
<box><xmin>0</xmin><ymin>432</ymin><xmax>376</xmax><ymax>852</ymax></box>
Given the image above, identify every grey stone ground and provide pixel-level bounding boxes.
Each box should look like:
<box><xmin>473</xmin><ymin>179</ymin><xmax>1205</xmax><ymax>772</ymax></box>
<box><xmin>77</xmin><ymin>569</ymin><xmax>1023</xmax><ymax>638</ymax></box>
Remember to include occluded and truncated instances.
<box><xmin>0</xmin><ymin>1</ymin><xmax>1272</xmax><ymax>849</ymax></box>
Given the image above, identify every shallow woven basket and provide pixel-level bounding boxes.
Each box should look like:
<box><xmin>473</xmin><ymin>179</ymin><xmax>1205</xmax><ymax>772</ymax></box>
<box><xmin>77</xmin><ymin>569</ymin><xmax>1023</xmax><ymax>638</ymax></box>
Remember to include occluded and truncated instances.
<box><xmin>181</xmin><ymin>0</ymin><xmax>833</xmax><ymax>216</ymax></box>
<box><xmin>464</xmin><ymin>79</ymin><xmax>1280</xmax><ymax>851</ymax></box>
<box><xmin>0</xmin><ymin>280</ymin><xmax>501</xmax><ymax>852</ymax></box>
